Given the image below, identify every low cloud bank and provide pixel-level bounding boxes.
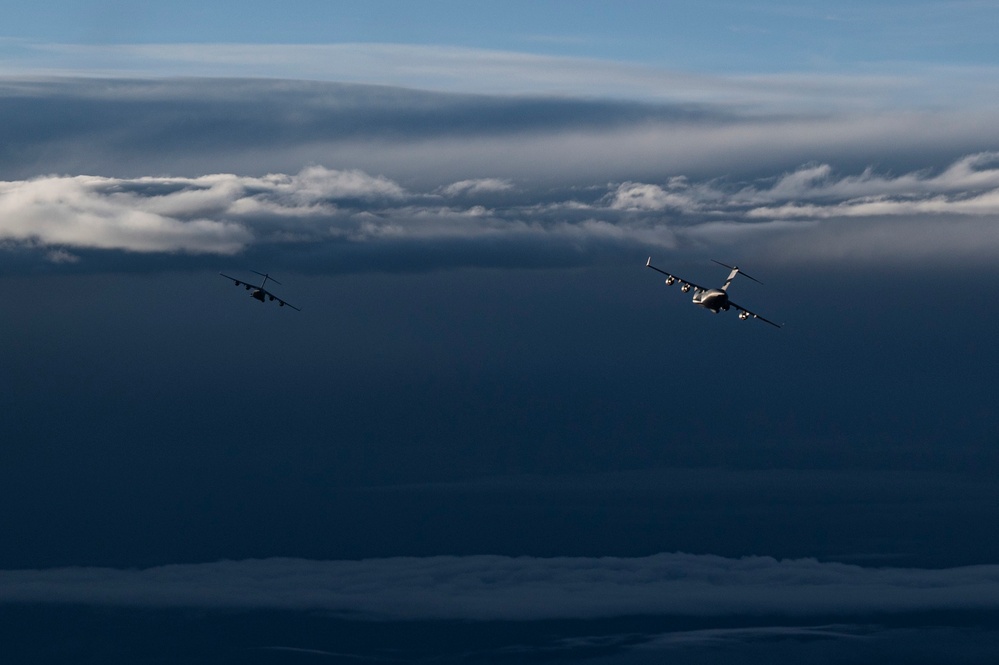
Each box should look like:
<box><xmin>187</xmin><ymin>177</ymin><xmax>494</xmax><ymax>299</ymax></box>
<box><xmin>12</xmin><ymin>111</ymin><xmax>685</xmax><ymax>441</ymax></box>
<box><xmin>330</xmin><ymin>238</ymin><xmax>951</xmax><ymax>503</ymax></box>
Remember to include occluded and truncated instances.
<box><xmin>3</xmin><ymin>553</ymin><xmax>999</xmax><ymax>620</ymax></box>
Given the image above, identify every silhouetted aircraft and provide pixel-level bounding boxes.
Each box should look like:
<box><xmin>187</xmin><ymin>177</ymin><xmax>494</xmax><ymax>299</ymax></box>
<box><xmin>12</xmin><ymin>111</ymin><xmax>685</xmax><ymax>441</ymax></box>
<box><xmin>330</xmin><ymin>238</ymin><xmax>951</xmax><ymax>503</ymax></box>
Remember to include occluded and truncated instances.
<box><xmin>220</xmin><ymin>271</ymin><xmax>301</xmax><ymax>311</ymax></box>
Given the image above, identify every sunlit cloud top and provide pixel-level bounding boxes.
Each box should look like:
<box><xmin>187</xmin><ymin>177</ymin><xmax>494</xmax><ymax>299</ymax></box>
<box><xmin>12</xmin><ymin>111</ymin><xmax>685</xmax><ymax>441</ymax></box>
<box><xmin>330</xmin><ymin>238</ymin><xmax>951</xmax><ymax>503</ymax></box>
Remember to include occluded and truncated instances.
<box><xmin>3</xmin><ymin>153</ymin><xmax>999</xmax><ymax>270</ymax></box>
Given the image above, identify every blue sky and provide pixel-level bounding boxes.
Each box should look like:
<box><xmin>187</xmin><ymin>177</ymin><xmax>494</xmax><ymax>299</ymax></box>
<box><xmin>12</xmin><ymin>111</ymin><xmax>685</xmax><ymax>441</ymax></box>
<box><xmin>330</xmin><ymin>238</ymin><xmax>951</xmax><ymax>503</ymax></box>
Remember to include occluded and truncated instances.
<box><xmin>2</xmin><ymin>0</ymin><xmax>997</xmax><ymax>115</ymax></box>
<box><xmin>7</xmin><ymin>1</ymin><xmax>999</xmax><ymax>67</ymax></box>
<box><xmin>4</xmin><ymin>3</ymin><xmax>999</xmax><ymax>663</ymax></box>
<box><xmin>5</xmin><ymin>1</ymin><xmax>999</xmax><ymax>82</ymax></box>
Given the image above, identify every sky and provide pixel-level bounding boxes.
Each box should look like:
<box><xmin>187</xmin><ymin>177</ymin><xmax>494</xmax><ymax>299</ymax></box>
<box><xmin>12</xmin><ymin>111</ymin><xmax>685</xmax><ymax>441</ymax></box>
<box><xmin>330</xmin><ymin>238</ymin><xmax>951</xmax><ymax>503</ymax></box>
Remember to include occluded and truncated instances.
<box><xmin>3</xmin><ymin>2</ymin><xmax>999</xmax><ymax>663</ymax></box>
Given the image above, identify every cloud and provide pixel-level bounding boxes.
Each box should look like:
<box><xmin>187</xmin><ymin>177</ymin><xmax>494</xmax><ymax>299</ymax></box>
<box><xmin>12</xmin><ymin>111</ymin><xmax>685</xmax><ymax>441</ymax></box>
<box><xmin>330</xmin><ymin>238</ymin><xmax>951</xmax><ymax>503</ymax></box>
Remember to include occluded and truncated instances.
<box><xmin>6</xmin><ymin>77</ymin><xmax>999</xmax><ymax>195</ymax></box>
<box><xmin>8</xmin><ymin>40</ymin><xmax>999</xmax><ymax>114</ymax></box>
<box><xmin>0</xmin><ymin>168</ymin><xmax>676</xmax><ymax>267</ymax></box>
<box><xmin>608</xmin><ymin>181</ymin><xmax>696</xmax><ymax>212</ymax></box>
<box><xmin>0</xmin><ymin>168</ymin><xmax>404</xmax><ymax>255</ymax></box>
<box><xmin>0</xmin><ymin>41</ymin><xmax>936</xmax><ymax>107</ymax></box>
<box><xmin>746</xmin><ymin>151</ymin><xmax>999</xmax><ymax>217</ymax></box>
<box><xmin>45</xmin><ymin>248</ymin><xmax>80</xmax><ymax>264</ymax></box>
<box><xmin>637</xmin><ymin>624</ymin><xmax>869</xmax><ymax>648</ymax></box>
<box><xmin>440</xmin><ymin>178</ymin><xmax>514</xmax><ymax>197</ymax></box>
<box><xmin>0</xmin><ymin>175</ymin><xmax>251</xmax><ymax>254</ymax></box>
<box><xmin>1</xmin><ymin>77</ymin><xmax>805</xmax><ymax>193</ymax></box>
<box><xmin>1</xmin><ymin>71</ymin><xmax>998</xmax><ymax>271</ymax></box>
<box><xmin>5</xmin><ymin>152</ymin><xmax>999</xmax><ymax>270</ymax></box>
<box><xmin>3</xmin><ymin>553</ymin><xmax>999</xmax><ymax>620</ymax></box>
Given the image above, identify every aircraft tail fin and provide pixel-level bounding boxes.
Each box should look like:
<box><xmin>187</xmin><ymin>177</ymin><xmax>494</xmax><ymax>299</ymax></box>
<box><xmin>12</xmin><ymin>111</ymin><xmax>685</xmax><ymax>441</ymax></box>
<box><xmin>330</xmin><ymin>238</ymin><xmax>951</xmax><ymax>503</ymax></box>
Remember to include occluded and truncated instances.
<box><xmin>251</xmin><ymin>270</ymin><xmax>282</xmax><ymax>288</ymax></box>
<box><xmin>712</xmin><ymin>259</ymin><xmax>761</xmax><ymax>291</ymax></box>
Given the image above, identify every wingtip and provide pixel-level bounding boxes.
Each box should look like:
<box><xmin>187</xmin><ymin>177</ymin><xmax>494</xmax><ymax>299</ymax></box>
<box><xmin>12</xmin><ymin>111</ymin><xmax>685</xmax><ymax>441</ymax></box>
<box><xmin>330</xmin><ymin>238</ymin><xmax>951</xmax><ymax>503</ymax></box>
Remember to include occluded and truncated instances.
<box><xmin>645</xmin><ymin>256</ymin><xmax>651</xmax><ymax>267</ymax></box>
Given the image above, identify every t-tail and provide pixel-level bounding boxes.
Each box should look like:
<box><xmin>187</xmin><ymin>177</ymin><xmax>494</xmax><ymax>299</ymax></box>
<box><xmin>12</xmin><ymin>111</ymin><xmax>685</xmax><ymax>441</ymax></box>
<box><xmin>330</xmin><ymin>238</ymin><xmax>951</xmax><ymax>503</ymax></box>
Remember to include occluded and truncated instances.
<box><xmin>251</xmin><ymin>270</ymin><xmax>280</xmax><ymax>290</ymax></box>
<box><xmin>712</xmin><ymin>260</ymin><xmax>761</xmax><ymax>291</ymax></box>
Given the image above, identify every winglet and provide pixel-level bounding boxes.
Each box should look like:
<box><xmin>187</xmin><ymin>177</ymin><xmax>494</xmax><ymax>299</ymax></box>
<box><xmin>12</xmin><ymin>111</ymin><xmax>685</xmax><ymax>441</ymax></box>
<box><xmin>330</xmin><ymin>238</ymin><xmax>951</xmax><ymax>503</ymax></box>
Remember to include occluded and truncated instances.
<box><xmin>646</xmin><ymin>256</ymin><xmax>651</xmax><ymax>267</ymax></box>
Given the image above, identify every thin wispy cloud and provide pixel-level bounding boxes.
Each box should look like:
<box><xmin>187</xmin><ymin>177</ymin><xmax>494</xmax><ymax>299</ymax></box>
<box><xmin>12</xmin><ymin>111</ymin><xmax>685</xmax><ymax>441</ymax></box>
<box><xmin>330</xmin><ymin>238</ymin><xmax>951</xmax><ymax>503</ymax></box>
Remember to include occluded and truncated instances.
<box><xmin>5</xmin><ymin>40</ymin><xmax>983</xmax><ymax>109</ymax></box>
<box><xmin>637</xmin><ymin>624</ymin><xmax>871</xmax><ymax>648</ymax></box>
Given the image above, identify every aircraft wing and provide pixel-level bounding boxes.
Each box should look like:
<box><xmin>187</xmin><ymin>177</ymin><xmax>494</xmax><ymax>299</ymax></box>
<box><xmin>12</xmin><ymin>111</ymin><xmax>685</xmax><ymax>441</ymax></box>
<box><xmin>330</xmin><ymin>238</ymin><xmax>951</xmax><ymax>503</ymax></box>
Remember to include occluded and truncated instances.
<box><xmin>645</xmin><ymin>257</ymin><xmax>708</xmax><ymax>292</ymax></box>
<box><xmin>258</xmin><ymin>287</ymin><xmax>302</xmax><ymax>311</ymax></box>
<box><xmin>728</xmin><ymin>300</ymin><xmax>783</xmax><ymax>328</ymax></box>
<box><xmin>219</xmin><ymin>273</ymin><xmax>301</xmax><ymax>311</ymax></box>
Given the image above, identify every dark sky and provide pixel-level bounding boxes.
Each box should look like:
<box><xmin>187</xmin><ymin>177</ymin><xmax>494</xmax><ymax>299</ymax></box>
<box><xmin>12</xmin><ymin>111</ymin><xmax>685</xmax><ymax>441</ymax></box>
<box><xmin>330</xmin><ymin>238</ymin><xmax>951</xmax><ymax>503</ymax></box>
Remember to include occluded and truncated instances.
<box><xmin>2</xmin><ymin>78</ymin><xmax>999</xmax><ymax>663</ymax></box>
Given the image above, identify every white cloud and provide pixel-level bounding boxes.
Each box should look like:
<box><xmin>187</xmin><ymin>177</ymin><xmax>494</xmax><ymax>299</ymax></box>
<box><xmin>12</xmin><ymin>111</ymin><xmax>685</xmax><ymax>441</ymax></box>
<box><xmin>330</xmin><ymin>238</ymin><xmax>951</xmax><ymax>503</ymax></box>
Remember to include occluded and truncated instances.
<box><xmin>3</xmin><ymin>553</ymin><xmax>999</xmax><ymax>620</ymax></box>
<box><xmin>608</xmin><ymin>182</ymin><xmax>696</xmax><ymax>212</ymax></box>
<box><xmin>725</xmin><ymin>153</ymin><xmax>999</xmax><ymax>262</ymax></box>
<box><xmin>255</xmin><ymin>166</ymin><xmax>407</xmax><ymax>202</ymax></box>
<box><xmin>3</xmin><ymin>153</ymin><xmax>999</xmax><ymax>267</ymax></box>
<box><xmin>741</xmin><ymin>151</ymin><xmax>999</xmax><ymax>206</ymax></box>
<box><xmin>750</xmin><ymin>192</ymin><xmax>999</xmax><ymax>219</ymax></box>
<box><xmin>0</xmin><ymin>175</ymin><xmax>251</xmax><ymax>254</ymax></box>
<box><xmin>0</xmin><ymin>167</ymin><xmax>405</xmax><ymax>255</ymax></box>
<box><xmin>440</xmin><ymin>178</ymin><xmax>514</xmax><ymax>197</ymax></box>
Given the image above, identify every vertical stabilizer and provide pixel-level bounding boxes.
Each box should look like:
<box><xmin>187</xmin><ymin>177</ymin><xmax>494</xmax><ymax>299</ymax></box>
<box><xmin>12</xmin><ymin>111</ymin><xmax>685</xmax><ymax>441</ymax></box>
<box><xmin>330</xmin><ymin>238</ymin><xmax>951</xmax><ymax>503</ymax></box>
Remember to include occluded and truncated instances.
<box><xmin>722</xmin><ymin>267</ymin><xmax>740</xmax><ymax>291</ymax></box>
<box><xmin>252</xmin><ymin>269</ymin><xmax>282</xmax><ymax>290</ymax></box>
<box><xmin>711</xmin><ymin>259</ymin><xmax>762</xmax><ymax>290</ymax></box>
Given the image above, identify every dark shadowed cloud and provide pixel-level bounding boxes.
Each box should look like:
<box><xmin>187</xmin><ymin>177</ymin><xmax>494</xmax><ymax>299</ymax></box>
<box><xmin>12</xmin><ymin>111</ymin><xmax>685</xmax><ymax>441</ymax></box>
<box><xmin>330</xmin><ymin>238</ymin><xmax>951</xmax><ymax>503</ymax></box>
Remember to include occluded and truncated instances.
<box><xmin>4</xmin><ymin>553</ymin><xmax>999</xmax><ymax>620</ymax></box>
<box><xmin>2</xmin><ymin>77</ymin><xmax>998</xmax><ymax>186</ymax></box>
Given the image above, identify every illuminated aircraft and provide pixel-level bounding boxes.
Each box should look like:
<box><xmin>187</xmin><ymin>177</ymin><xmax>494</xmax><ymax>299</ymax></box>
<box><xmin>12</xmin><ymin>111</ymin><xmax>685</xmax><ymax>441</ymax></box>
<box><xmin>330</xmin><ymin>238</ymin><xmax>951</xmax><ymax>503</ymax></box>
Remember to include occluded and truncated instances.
<box><xmin>646</xmin><ymin>258</ymin><xmax>781</xmax><ymax>328</ymax></box>
<box><xmin>219</xmin><ymin>271</ymin><xmax>301</xmax><ymax>311</ymax></box>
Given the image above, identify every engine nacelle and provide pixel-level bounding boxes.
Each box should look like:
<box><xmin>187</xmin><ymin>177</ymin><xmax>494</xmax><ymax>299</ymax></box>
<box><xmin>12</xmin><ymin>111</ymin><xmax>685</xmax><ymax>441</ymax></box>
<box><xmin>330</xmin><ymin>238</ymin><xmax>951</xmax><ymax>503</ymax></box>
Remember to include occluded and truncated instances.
<box><xmin>665</xmin><ymin>277</ymin><xmax>675</xmax><ymax>286</ymax></box>
<box><xmin>739</xmin><ymin>311</ymin><xmax>750</xmax><ymax>320</ymax></box>
<box><xmin>233</xmin><ymin>280</ymin><xmax>241</xmax><ymax>286</ymax></box>
<box><xmin>680</xmin><ymin>283</ymin><xmax>691</xmax><ymax>293</ymax></box>
<box><xmin>244</xmin><ymin>284</ymin><xmax>251</xmax><ymax>290</ymax></box>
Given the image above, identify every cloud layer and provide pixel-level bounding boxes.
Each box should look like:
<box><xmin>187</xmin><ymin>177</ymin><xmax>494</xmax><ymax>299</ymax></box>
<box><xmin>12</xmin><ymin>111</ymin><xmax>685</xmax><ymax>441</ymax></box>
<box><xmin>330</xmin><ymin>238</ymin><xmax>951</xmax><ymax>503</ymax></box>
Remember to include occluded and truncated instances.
<box><xmin>4</xmin><ymin>553</ymin><xmax>999</xmax><ymax>620</ymax></box>
<box><xmin>6</xmin><ymin>41</ymin><xmax>991</xmax><ymax>109</ymax></box>
<box><xmin>4</xmin><ymin>152</ymin><xmax>999</xmax><ymax>268</ymax></box>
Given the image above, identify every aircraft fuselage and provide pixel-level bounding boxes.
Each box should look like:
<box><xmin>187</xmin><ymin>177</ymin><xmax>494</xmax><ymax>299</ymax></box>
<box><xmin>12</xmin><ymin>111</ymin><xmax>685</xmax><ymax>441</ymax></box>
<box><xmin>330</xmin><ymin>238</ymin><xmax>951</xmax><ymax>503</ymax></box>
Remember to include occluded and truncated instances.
<box><xmin>693</xmin><ymin>288</ymin><xmax>730</xmax><ymax>313</ymax></box>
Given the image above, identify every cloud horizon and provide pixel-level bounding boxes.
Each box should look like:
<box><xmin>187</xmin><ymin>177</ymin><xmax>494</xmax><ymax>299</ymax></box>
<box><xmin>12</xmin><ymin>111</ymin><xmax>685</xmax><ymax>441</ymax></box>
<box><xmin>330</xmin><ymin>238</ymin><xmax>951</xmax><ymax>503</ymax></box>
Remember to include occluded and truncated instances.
<box><xmin>3</xmin><ymin>552</ymin><xmax>999</xmax><ymax>621</ymax></box>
